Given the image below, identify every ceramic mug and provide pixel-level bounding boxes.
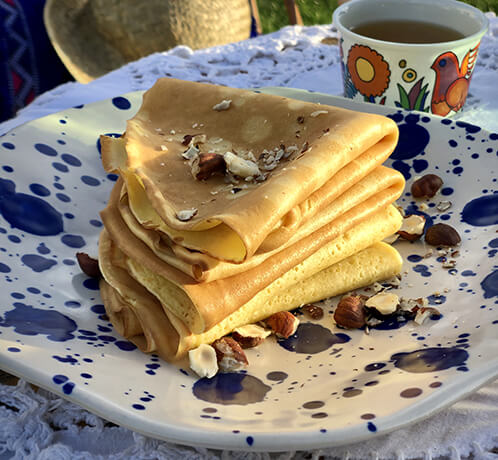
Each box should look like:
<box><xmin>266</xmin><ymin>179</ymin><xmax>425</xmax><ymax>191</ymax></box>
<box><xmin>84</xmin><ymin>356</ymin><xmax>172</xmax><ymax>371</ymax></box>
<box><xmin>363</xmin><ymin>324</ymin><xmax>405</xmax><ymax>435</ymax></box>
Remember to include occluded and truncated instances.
<box><xmin>332</xmin><ymin>0</ymin><xmax>488</xmax><ymax>116</ymax></box>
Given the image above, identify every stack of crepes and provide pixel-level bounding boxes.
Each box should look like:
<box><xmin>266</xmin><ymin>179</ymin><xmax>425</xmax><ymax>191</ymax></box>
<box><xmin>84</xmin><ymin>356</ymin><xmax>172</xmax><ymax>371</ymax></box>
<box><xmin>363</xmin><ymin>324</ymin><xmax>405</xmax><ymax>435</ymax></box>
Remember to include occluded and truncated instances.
<box><xmin>98</xmin><ymin>78</ymin><xmax>405</xmax><ymax>363</ymax></box>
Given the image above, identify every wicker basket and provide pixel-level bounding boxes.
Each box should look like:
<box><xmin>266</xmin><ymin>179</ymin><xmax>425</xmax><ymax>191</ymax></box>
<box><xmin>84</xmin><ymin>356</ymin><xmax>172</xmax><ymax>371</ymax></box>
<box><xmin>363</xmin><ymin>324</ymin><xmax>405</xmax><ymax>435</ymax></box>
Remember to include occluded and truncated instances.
<box><xmin>44</xmin><ymin>0</ymin><xmax>252</xmax><ymax>83</ymax></box>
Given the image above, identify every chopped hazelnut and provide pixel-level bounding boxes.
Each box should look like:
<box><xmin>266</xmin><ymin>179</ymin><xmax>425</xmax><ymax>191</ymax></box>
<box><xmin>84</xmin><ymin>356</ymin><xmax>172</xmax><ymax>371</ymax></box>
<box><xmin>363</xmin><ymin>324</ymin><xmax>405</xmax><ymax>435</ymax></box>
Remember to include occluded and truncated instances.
<box><xmin>397</xmin><ymin>214</ymin><xmax>426</xmax><ymax>241</ymax></box>
<box><xmin>212</xmin><ymin>99</ymin><xmax>232</xmax><ymax>111</ymax></box>
<box><xmin>176</xmin><ymin>208</ymin><xmax>198</xmax><ymax>221</ymax></box>
<box><xmin>212</xmin><ymin>337</ymin><xmax>248</xmax><ymax>371</ymax></box>
<box><xmin>232</xmin><ymin>324</ymin><xmax>271</xmax><ymax>348</ymax></box>
<box><xmin>365</xmin><ymin>292</ymin><xmax>399</xmax><ymax>316</ymax></box>
<box><xmin>189</xmin><ymin>344</ymin><xmax>218</xmax><ymax>378</ymax></box>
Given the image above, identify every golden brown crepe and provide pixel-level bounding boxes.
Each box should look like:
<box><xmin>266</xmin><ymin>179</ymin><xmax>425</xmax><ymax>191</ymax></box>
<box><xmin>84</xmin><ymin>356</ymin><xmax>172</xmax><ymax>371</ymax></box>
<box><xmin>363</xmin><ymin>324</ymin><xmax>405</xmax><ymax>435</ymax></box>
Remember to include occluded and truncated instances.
<box><xmin>101</xmin><ymin>177</ymin><xmax>402</xmax><ymax>334</ymax></box>
<box><xmin>101</xmin><ymin>78</ymin><xmax>400</xmax><ymax>264</ymax></box>
<box><xmin>96</xmin><ymin>79</ymin><xmax>405</xmax><ymax>365</ymax></box>
<box><xmin>114</xmin><ymin>164</ymin><xmax>404</xmax><ymax>281</ymax></box>
<box><xmin>100</xmin><ymin>178</ymin><xmax>402</xmax><ymax>335</ymax></box>
<box><xmin>100</xmin><ymin>241</ymin><xmax>402</xmax><ymax>361</ymax></box>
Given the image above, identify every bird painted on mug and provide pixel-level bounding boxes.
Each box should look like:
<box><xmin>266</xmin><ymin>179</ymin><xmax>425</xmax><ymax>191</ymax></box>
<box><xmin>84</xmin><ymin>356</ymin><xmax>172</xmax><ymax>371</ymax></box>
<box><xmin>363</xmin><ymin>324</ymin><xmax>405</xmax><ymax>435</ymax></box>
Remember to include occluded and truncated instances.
<box><xmin>430</xmin><ymin>43</ymin><xmax>480</xmax><ymax>117</ymax></box>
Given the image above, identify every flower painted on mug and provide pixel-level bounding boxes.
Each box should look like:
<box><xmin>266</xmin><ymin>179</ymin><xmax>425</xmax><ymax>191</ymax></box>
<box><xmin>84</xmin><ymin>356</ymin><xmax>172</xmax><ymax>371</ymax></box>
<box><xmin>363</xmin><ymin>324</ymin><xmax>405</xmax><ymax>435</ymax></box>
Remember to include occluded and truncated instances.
<box><xmin>430</xmin><ymin>42</ymin><xmax>480</xmax><ymax>116</ymax></box>
<box><xmin>396</xmin><ymin>78</ymin><xmax>430</xmax><ymax>112</ymax></box>
<box><xmin>347</xmin><ymin>45</ymin><xmax>390</xmax><ymax>100</ymax></box>
<box><xmin>396</xmin><ymin>61</ymin><xmax>429</xmax><ymax>112</ymax></box>
<box><xmin>402</xmin><ymin>68</ymin><xmax>417</xmax><ymax>83</ymax></box>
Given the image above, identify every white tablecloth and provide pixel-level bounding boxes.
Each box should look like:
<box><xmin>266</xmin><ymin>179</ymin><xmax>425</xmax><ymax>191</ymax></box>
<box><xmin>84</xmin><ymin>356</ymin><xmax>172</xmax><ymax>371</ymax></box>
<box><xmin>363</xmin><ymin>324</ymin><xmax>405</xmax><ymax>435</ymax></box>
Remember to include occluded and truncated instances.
<box><xmin>1</xmin><ymin>15</ymin><xmax>497</xmax><ymax>460</ymax></box>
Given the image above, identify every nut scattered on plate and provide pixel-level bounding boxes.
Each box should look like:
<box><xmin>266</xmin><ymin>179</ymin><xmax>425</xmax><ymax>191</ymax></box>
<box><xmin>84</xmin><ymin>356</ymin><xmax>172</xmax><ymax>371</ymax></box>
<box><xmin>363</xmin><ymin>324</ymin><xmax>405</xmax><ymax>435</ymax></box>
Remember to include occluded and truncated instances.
<box><xmin>334</xmin><ymin>295</ymin><xmax>366</xmax><ymax>329</ymax></box>
<box><xmin>188</xmin><ymin>343</ymin><xmax>218</xmax><ymax>378</ymax></box>
<box><xmin>411</xmin><ymin>173</ymin><xmax>443</xmax><ymax>198</ymax></box>
<box><xmin>425</xmin><ymin>223</ymin><xmax>461</xmax><ymax>246</ymax></box>
<box><xmin>232</xmin><ymin>324</ymin><xmax>271</xmax><ymax>348</ymax></box>
<box><xmin>212</xmin><ymin>337</ymin><xmax>248</xmax><ymax>372</ymax></box>
<box><xmin>397</xmin><ymin>214</ymin><xmax>426</xmax><ymax>241</ymax></box>
<box><xmin>365</xmin><ymin>292</ymin><xmax>400</xmax><ymax>315</ymax></box>
<box><xmin>263</xmin><ymin>311</ymin><xmax>300</xmax><ymax>338</ymax></box>
<box><xmin>333</xmin><ymin>280</ymin><xmax>442</xmax><ymax>333</ymax></box>
<box><xmin>436</xmin><ymin>200</ymin><xmax>452</xmax><ymax>212</ymax></box>
<box><xmin>301</xmin><ymin>304</ymin><xmax>324</xmax><ymax>320</ymax></box>
<box><xmin>76</xmin><ymin>252</ymin><xmax>101</xmax><ymax>278</ymax></box>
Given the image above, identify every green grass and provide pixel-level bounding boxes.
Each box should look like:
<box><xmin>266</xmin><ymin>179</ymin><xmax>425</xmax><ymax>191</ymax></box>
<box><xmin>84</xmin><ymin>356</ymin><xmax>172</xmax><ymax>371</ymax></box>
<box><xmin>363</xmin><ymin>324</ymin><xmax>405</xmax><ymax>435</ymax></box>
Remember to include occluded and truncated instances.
<box><xmin>256</xmin><ymin>0</ymin><xmax>497</xmax><ymax>34</ymax></box>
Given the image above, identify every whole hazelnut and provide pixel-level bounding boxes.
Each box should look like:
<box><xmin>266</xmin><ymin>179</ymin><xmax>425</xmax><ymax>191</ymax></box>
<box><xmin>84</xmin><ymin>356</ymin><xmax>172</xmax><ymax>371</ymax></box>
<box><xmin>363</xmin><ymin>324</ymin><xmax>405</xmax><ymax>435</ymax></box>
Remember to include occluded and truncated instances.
<box><xmin>76</xmin><ymin>252</ymin><xmax>101</xmax><ymax>278</ymax></box>
<box><xmin>411</xmin><ymin>174</ymin><xmax>443</xmax><ymax>198</ymax></box>
<box><xmin>334</xmin><ymin>296</ymin><xmax>366</xmax><ymax>329</ymax></box>
<box><xmin>425</xmin><ymin>223</ymin><xmax>461</xmax><ymax>246</ymax></box>
<box><xmin>263</xmin><ymin>311</ymin><xmax>299</xmax><ymax>338</ymax></box>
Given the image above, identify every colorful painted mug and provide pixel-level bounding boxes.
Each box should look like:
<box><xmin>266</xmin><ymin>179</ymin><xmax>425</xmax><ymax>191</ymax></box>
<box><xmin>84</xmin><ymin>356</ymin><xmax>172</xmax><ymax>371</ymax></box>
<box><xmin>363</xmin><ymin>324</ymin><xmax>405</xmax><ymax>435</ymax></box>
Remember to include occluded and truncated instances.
<box><xmin>333</xmin><ymin>0</ymin><xmax>488</xmax><ymax>116</ymax></box>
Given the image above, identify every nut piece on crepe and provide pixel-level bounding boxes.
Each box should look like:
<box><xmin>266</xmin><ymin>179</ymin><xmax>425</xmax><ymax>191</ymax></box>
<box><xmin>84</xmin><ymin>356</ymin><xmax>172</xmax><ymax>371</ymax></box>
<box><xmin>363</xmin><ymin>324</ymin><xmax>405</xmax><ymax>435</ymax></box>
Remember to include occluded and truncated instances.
<box><xmin>191</xmin><ymin>153</ymin><xmax>226</xmax><ymax>180</ymax></box>
<box><xmin>176</xmin><ymin>208</ymin><xmax>198</xmax><ymax>222</ymax></box>
<box><xmin>223</xmin><ymin>151</ymin><xmax>261</xmax><ymax>179</ymax></box>
<box><xmin>212</xmin><ymin>99</ymin><xmax>232</xmax><ymax>111</ymax></box>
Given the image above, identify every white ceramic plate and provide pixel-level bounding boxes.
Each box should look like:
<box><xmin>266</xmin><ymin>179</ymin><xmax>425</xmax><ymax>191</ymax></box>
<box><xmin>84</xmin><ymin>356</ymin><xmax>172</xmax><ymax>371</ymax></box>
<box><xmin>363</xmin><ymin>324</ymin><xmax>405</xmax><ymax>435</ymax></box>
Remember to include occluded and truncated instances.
<box><xmin>0</xmin><ymin>88</ymin><xmax>496</xmax><ymax>451</ymax></box>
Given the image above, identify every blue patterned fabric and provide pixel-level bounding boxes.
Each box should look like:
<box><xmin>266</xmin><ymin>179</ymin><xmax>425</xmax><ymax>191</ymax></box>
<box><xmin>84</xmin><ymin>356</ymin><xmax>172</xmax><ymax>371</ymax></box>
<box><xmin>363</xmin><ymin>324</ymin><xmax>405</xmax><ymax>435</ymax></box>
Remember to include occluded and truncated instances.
<box><xmin>0</xmin><ymin>0</ymin><xmax>72</xmax><ymax>122</ymax></box>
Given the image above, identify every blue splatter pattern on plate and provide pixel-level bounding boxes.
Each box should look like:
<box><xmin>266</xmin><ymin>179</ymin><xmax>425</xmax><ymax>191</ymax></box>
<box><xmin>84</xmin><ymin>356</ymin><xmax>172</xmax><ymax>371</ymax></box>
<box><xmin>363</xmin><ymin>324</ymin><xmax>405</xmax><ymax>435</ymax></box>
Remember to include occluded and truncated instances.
<box><xmin>0</xmin><ymin>89</ymin><xmax>496</xmax><ymax>451</ymax></box>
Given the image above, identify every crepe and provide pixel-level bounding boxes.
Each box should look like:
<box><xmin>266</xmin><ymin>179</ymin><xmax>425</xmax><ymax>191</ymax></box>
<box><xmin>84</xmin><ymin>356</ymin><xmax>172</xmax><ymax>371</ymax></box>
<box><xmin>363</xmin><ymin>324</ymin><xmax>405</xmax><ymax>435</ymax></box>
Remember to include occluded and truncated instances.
<box><xmin>100</xmin><ymin>78</ymin><xmax>400</xmax><ymax>264</ymax></box>
<box><xmin>96</xmin><ymin>79</ymin><xmax>406</xmax><ymax>366</ymax></box>
<box><xmin>100</xmin><ymin>181</ymin><xmax>402</xmax><ymax>334</ymax></box>
<box><xmin>101</xmin><ymin>175</ymin><xmax>402</xmax><ymax>334</ymax></box>
<box><xmin>100</xmin><ymin>241</ymin><xmax>402</xmax><ymax>361</ymax></box>
<box><xmin>114</xmin><ymin>164</ymin><xmax>404</xmax><ymax>281</ymax></box>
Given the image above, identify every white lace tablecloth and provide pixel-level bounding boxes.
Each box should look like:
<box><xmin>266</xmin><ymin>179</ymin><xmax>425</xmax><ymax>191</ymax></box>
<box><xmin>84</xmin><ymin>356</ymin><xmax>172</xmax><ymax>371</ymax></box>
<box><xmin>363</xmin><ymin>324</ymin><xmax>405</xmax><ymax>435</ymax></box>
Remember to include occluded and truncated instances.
<box><xmin>1</xmin><ymin>16</ymin><xmax>497</xmax><ymax>460</ymax></box>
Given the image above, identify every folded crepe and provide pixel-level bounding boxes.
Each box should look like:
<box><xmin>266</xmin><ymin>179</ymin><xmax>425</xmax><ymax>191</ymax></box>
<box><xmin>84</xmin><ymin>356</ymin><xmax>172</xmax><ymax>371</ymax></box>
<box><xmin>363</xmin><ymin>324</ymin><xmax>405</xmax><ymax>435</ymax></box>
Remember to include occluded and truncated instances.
<box><xmin>101</xmin><ymin>178</ymin><xmax>402</xmax><ymax>334</ymax></box>
<box><xmin>97</xmin><ymin>78</ymin><xmax>405</xmax><ymax>363</ymax></box>
<box><xmin>99</xmin><ymin>213</ymin><xmax>403</xmax><ymax>361</ymax></box>
<box><xmin>113</xmin><ymin>164</ymin><xmax>404</xmax><ymax>282</ymax></box>
<box><xmin>101</xmin><ymin>78</ymin><xmax>401</xmax><ymax>267</ymax></box>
